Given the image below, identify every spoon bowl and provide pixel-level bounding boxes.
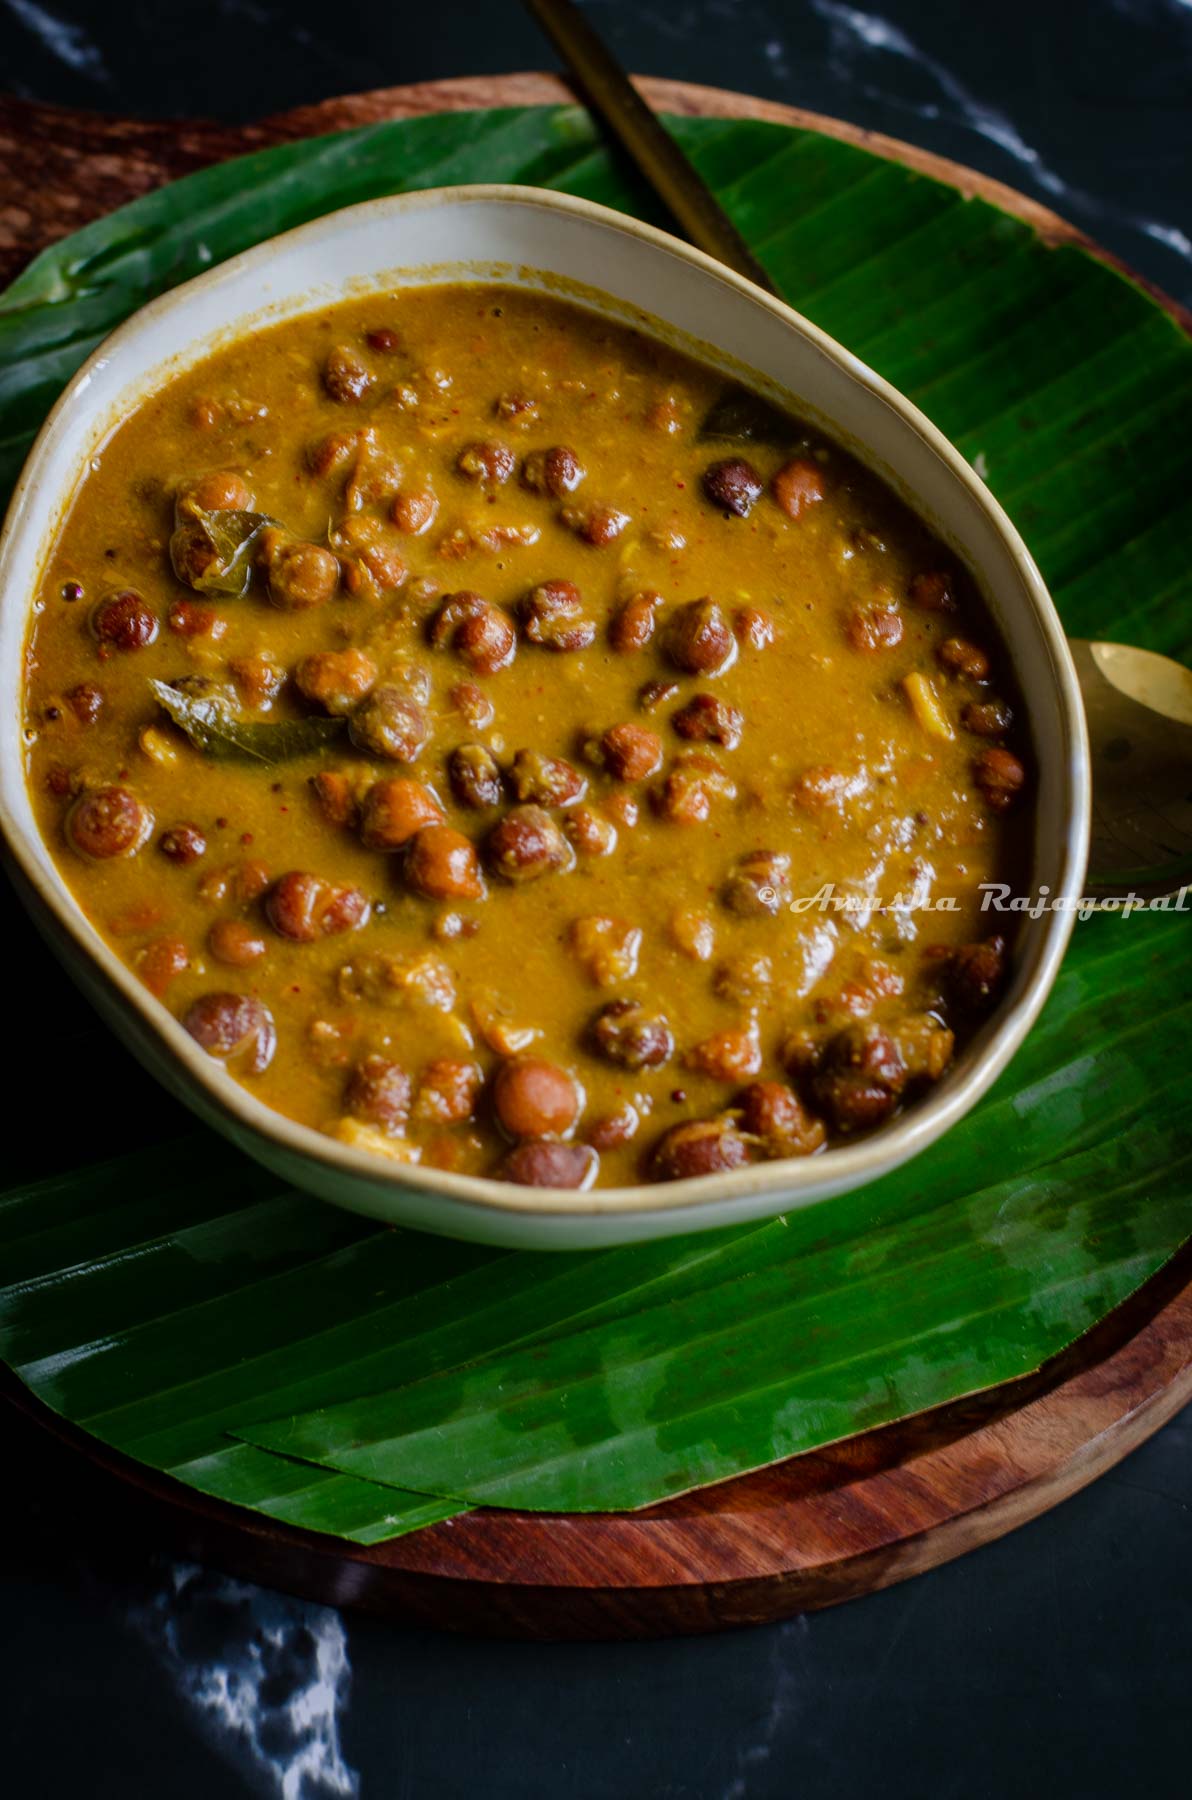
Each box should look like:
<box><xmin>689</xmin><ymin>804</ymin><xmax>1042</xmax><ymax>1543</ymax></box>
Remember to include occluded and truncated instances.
<box><xmin>1071</xmin><ymin>640</ymin><xmax>1192</xmax><ymax>896</ymax></box>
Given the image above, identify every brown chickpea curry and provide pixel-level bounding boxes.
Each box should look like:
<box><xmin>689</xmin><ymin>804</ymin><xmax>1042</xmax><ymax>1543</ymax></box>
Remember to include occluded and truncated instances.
<box><xmin>24</xmin><ymin>284</ymin><xmax>1030</xmax><ymax>1191</ymax></box>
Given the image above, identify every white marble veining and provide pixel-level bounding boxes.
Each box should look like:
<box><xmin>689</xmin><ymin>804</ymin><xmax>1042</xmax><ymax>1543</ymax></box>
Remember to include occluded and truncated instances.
<box><xmin>809</xmin><ymin>0</ymin><xmax>1191</xmax><ymax>266</ymax></box>
<box><xmin>133</xmin><ymin>1565</ymin><xmax>359</xmax><ymax>1800</ymax></box>
<box><xmin>2</xmin><ymin>0</ymin><xmax>106</xmax><ymax>77</ymax></box>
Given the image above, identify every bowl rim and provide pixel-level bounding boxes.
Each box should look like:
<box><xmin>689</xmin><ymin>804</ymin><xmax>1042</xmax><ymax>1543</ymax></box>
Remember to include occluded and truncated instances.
<box><xmin>0</xmin><ymin>180</ymin><xmax>1091</xmax><ymax>1223</ymax></box>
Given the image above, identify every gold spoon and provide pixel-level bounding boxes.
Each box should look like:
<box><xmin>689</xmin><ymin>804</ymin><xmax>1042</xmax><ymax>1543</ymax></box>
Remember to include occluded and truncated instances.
<box><xmin>1071</xmin><ymin>641</ymin><xmax>1192</xmax><ymax>897</ymax></box>
<box><xmin>525</xmin><ymin>0</ymin><xmax>1192</xmax><ymax>899</ymax></box>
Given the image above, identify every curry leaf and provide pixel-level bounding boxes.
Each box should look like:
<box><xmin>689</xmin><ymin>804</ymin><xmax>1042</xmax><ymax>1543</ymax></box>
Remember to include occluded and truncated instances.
<box><xmin>152</xmin><ymin>678</ymin><xmax>345</xmax><ymax>763</ymax></box>
<box><xmin>698</xmin><ymin>384</ymin><xmax>800</xmax><ymax>445</ymax></box>
<box><xmin>169</xmin><ymin>507</ymin><xmax>280</xmax><ymax>598</ymax></box>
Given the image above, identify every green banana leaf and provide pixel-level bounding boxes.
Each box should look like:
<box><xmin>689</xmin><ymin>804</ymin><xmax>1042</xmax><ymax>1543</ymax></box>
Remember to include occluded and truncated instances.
<box><xmin>0</xmin><ymin>106</ymin><xmax>1189</xmax><ymax>1540</ymax></box>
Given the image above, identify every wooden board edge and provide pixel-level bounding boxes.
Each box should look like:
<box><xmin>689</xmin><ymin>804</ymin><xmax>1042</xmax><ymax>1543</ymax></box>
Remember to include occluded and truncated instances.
<box><xmin>6</xmin><ymin>1240</ymin><xmax>1191</xmax><ymax>1637</ymax></box>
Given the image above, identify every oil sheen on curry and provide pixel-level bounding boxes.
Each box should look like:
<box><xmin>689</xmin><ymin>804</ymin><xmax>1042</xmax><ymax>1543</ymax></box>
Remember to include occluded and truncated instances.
<box><xmin>24</xmin><ymin>284</ymin><xmax>1030</xmax><ymax>1191</ymax></box>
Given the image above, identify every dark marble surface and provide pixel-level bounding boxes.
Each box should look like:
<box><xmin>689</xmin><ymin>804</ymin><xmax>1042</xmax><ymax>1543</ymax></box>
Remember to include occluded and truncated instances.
<box><xmin>2</xmin><ymin>1</ymin><xmax>1190</xmax><ymax>1794</ymax></box>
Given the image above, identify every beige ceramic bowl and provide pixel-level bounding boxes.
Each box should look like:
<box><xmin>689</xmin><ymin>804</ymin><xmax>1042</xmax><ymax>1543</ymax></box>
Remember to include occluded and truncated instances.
<box><xmin>0</xmin><ymin>186</ymin><xmax>1090</xmax><ymax>1248</ymax></box>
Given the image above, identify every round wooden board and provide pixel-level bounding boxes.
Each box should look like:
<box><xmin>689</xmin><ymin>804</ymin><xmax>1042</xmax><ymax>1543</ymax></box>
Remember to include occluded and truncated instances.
<box><xmin>2</xmin><ymin>74</ymin><xmax>1190</xmax><ymax>1639</ymax></box>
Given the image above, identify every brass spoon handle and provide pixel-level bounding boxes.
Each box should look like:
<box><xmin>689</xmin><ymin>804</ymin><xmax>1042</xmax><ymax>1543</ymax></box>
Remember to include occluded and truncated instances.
<box><xmin>523</xmin><ymin>0</ymin><xmax>778</xmax><ymax>295</ymax></box>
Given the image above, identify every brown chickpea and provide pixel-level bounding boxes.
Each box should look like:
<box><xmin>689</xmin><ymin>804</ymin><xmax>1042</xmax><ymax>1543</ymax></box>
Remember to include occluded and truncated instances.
<box><xmin>449</xmin><ymin>744</ymin><xmax>504</xmax><ymax>810</ymax></box>
<box><xmin>846</xmin><ymin>607</ymin><xmax>904</xmax><ymax>653</ymax></box>
<box><xmin>485</xmin><ymin>805</ymin><xmax>574</xmax><ymax>883</ymax></box>
<box><xmin>663</xmin><ymin>598</ymin><xmax>737</xmax><ymax>676</ymax></box>
<box><xmin>65</xmin><ymin>682</ymin><xmax>104</xmax><ymax>725</ymax></box>
<box><xmin>791</xmin><ymin>764</ymin><xmax>848</xmax><ymax>813</ymax></box>
<box><xmin>414</xmin><ymin>1059</ymin><xmax>482</xmax><ymax>1126</ymax></box>
<box><xmin>208</xmin><ymin>918</ymin><xmax>268</xmax><ymax>967</ymax></box>
<box><xmin>390</xmin><ymin>488</ymin><xmax>438</xmax><ymax>535</ymax></box>
<box><xmin>945</xmin><ymin>935</ymin><xmax>1008</xmax><ymax>1014</ymax></box>
<box><xmin>639</xmin><ymin>679</ymin><xmax>681</xmax><ymax>713</ymax></box>
<box><xmin>335</xmin><ymin>518</ymin><xmax>407</xmax><ymax>595</ymax></box>
<box><xmin>908</xmin><ymin>570</ymin><xmax>956</xmax><ymax>611</ymax></box>
<box><xmin>508</xmin><ymin>749</ymin><xmax>586</xmax><ymax>808</ymax></box>
<box><xmin>495</xmin><ymin>391</ymin><xmax>539</xmax><ymax>423</ymax></box>
<box><xmin>562</xmin><ymin>504</ymin><xmax>630</xmax><ymax>546</ymax></box>
<box><xmin>307</xmin><ymin>429</ymin><xmax>362</xmax><ymax>479</ymax></box>
<box><xmin>521</xmin><ymin>444</ymin><xmax>585</xmax><ymax>497</ymax></box>
<box><xmin>323</xmin><ymin>344</ymin><xmax>374</xmax><ymax>403</ymax></box>
<box><xmin>430</xmin><ymin>590</ymin><xmax>485</xmax><ymax>644</ymax></box>
<box><xmin>264</xmin><ymin>871</ymin><xmax>370</xmax><ymax>941</ymax></box>
<box><xmin>199</xmin><ymin>857</ymin><xmax>272</xmax><ymax>908</ymax></box>
<box><xmin>66</xmin><ymin>786</ymin><xmax>152</xmax><ymax>860</ymax></box>
<box><xmin>450</xmin><ymin>681</ymin><xmax>494</xmax><ymax>729</ymax></box>
<box><xmin>584</xmin><ymin>1104</ymin><xmax>640</xmax><ymax>1150</ymax></box>
<box><xmin>734</xmin><ymin>605</ymin><xmax>775</xmax><ymax>649</ymax></box>
<box><xmin>168</xmin><ymin>521</ymin><xmax>220</xmax><ymax>588</ymax></box>
<box><xmin>348</xmin><ymin>686</ymin><xmax>430</xmax><ymax>762</ymax></box>
<box><xmin>812</xmin><ymin>1023</ymin><xmax>907</xmax><ymax>1133</ymax></box>
<box><xmin>609</xmin><ymin>590</ymin><xmax>662</xmax><ymax>652</ymax></box>
<box><xmin>772</xmin><ymin>456</ymin><xmax>825</xmax><ymax>519</ymax></box>
<box><xmin>295</xmin><ymin>648</ymin><xmax>378</xmax><ymax>716</ymax></box>
<box><xmin>265</xmin><ymin>538</ymin><xmax>340</xmax><ymax>610</ymax></box>
<box><xmin>701</xmin><ymin>457</ymin><xmax>763</xmax><ymax>517</ymax></box>
<box><xmin>360</xmin><ymin>778</ymin><xmax>445</xmax><ymax>851</ymax></box>
<box><xmin>669</xmin><ymin>907</ymin><xmax>716</xmax><ymax>961</ymax></box>
<box><xmin>721</xmin><ymin>850</ymin><xmax>791</xmax><ymax>918</ymax></box>
<box><xmin>570</xmin><ymin>915</ymin><xmax>641</xmax><ymax>986</ymax></box>
<box><xmin>311</xmin><ymin>770</ymin><xmax>358</xmax><ymax>829</ymax></box>
<box><xmin>344</xmin><ymin>1055</ymin><xmax>412</xmax><ymax>1134</ymax></box>
<box><xmin>431</xmin><ymin>592</ymin><xmax>517</xmax><ymax>673</ymax></box>
<box><xmin>672</xmin><ymin>694</ymin><xmax>743</xmax><ymax>749</ymax></box>
<box><xmin>167</xmin><ymin>599</ymin><xmax>225</xmax><ymax>640</ymax></box>
<box><xmin>974</xmin><ymin>745</ymin><xmax>1026</xmax><ymax>811</ymax></box>
<box><xmin>91</xmin><ymin>590</ymin><xmax>158</xmax><ymax>652</ymax></box>
<box><xmin>500</xmin><ymin>1141</ymin><xmax>598</xmax><ymax>1188</ymax></box>
<box><xmin>600</xmin><ymin>723</ymin><xmax>663</xmax><ymax>782</ymax></box>
<box><xmin>405</xmin><ymin>824</ymin><xmax>485</xmax><ymax>901</ymax></box>
<box><xmin>230</xmin><ymin>654</ymin><xmax>284</xmax><ymax>709</ymax></box>
<box><xmin>563</xmin><ymin>805</ymin><xmax>617</xmax><ymax>857</ymax></box>
<box><xmin>813</xmin><ymin>1075</ymin><xmax>897</xmax><ymax>1134</ymax></box>
<box><xmin>713</xmin><ymin>951</ymin><xmax>772</xmax><ymax>1005</ymax></box>
<box><xmin>138</xmin><ymin>935</ymin><xmax>191</xmax><ymax>998</ymax></box>
<box><xmin>456</xmin><ymin>606</ymin><xmax>517</xmax><ymax>675</ymax></box>
<box><xmin>183</xmin><ymin>993</ymin><xmax>276</xmax><ymax>1074</ymax></box>
<box><xmin>685</xmin><ymin>1023</ymin><xmax>762</xmax><ymax>1082</ymax></box>
<box><xmin>456</xmin><ymin>440</ymin><xmax>514</xmax><ymax>486</ymax></box>
<box><xmin>651</xmin><ymin>1117</ymin><xmax>752</xmax><ymax>1180</ymax></box>
<box><xmin>518</xmin><ymin>579</ymin><xmax>596</xmax><ymax>652</ymax></box>
<box><xmin>655</xmin><ymin>752</ymin><xmax>737</xmax><ymax>825</ymax></box>
<box><xmin>911</xmin><ymin>568</ymin><xmax>957</xmax><ymax>612</ymax></box>
<box><xmin>159</xmin><ymin>822</ymin><xmax>206</xmax><ymax>865</ymax></box>
<box><xmin>739</xmin><ymin>1081</ymin><xmax>826</xmax><ymax>1156</ymax></box>
<box><xmin>494</xmin><ymin>1057</ymin><xmax>582</xmax><ymax>1139</ymax></box>
<box><xmin>385</xmin><ymin>658</ymin><xmax>433</xmax><ymax>705</ymax></box>
<box><xmin>175</xmin><ymin>469</ymin><xmax>253</xmax><ymax>515</ymax></box>
<box><xmin>890</xmin><ymin>1013</ymin><xmax>956</xmax><ymax>1082</ymax></box>
<box><xmin>937</xmin><ymin>636</ymin><xmax>991</xmax><ymax>680</ymax></box>
<box><xmin>962</xmin><ymin>699</ymin><xmax>1014</xmax><ymax>737</ymax></box>
<box><xmin>47</xmin><ymin>760</ymin><xmax>88</xmax><ymax>802</ymax></box>
<box><xmin>590</xmin><ymin>999</ymin><xmax>674</xmax><ymax>1070</ymax></box>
